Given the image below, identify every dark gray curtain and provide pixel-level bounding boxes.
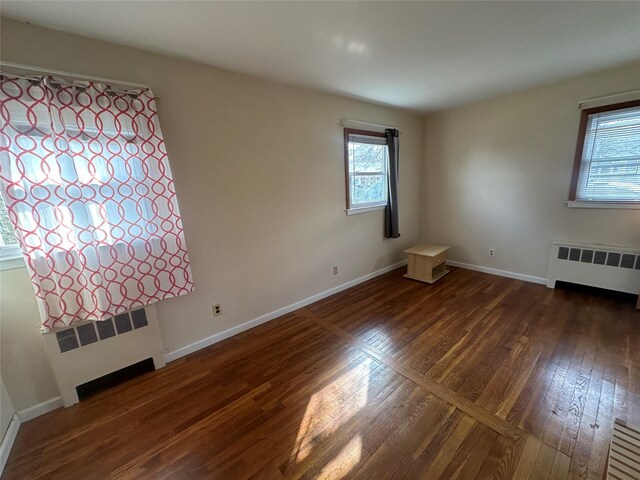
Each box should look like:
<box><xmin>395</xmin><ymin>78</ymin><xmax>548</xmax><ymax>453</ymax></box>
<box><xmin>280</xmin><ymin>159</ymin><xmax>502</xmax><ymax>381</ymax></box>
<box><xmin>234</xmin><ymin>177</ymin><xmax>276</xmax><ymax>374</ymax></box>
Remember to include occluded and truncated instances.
<box><xmin>384</xmin><ymin>129</ymin><xmax>400</xmax><ymax>238</ymax></box>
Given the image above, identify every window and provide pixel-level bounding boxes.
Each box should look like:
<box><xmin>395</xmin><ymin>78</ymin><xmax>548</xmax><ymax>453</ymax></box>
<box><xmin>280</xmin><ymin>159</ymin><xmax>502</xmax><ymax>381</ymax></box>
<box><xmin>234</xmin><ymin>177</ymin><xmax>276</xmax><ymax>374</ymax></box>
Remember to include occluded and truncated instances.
<box><xmin>4</xmin><ymin>124</ymin><xmax>155</xmax><ymax>251</ymax></box>
<box><xmin>1</xmin><ymin>75</ymin><xmax>193</xmax><ymax>330</ymax></box>
<box><xmin>344</xmin><ymin>128</ymin><xmax>389</xmax><ymax>213</ymax></box>
<box><xmin>0</xmin><ymin>192</ymin><xmax>22</xmax><ymax>268</ymax></box>
<box><xmin>569</xmin><ymin>100</ymin><xmax>640</xmax><ymax>206</ymax></box>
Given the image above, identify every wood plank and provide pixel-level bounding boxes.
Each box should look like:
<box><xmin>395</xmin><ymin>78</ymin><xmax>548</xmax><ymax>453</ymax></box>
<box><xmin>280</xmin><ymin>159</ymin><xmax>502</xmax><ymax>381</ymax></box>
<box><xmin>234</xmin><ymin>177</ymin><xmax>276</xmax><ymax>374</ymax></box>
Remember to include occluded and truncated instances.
<box><xmin>301</xmin><ymin>307</ymin><xmax>525</xmax><ymax>441</ymax></box>
<box><xmin>3</xmin><ymin>266</ymin><xmax>637</xmax><ymax>480</ymax></box>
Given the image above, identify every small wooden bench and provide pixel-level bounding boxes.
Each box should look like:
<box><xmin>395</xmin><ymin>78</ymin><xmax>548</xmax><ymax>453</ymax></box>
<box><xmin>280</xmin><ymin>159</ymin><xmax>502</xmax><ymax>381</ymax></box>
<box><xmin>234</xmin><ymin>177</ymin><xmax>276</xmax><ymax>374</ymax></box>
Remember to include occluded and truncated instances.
<box><xmin>404</xmin><ymin>244</ymin><xmax>450</xmax><ymax>284</ymax></box>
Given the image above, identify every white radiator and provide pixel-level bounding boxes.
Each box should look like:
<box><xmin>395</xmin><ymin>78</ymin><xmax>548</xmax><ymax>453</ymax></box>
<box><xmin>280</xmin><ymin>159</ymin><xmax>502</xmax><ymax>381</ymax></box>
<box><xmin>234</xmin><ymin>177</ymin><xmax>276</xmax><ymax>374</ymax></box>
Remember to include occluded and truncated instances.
<box><xmin>606</xmin><ymin>419</ymin><xmax>640</xmax><ymax>480</ymax></box>
<box><xmin>42</xmin><ymin>304</ymin><xmax>166</xmax><ymax>407</ymax></box>
<box><xmin>547</xmin><ymin>241</ymin><xmax>640</xmax><ymax>294</ymax></box>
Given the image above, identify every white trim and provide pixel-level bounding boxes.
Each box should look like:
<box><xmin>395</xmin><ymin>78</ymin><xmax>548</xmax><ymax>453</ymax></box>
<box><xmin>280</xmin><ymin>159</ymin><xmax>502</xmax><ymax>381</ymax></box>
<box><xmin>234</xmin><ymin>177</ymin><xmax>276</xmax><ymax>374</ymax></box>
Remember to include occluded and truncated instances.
<box><xmin>165</xmin><ymin>259</ymin><xmax>408</xmax><ymax>363</ymax></box>
<box><xmin>17</xmin><ymin>396</ymin><xmax>63</xmax><ymax>422</ymax></box>
<box><xmin>578</xmin><ymin>89</ymin><xmax>640</xmax><ymax>110</ymax></box>
<box><xmin>0</xmin><ymin>413</ymin><xmax>21</xmax><ymax>476</ymax></box>
<box><xmin>446</xmin><ymin>260</ymin><xmax>546</xmax><ymax>285</ymax></box>
<box><xmin>0</xmin><ymin>256</ymin><xmax>25</xmax><ymax>271</ymax></box>
<box><xmin>566</xmin><ymin>201</ymin><xmax>640</xmax><ymax>210</ymax></box>
<box><xmin>346</xmin><ymin>205</ymin><xmax>386</xmax><ymax>215</ymax></box>
<box><xmin>0</xmin><ymin>246</ymin><xmax>24</xmax><ymax>271</ymax></box>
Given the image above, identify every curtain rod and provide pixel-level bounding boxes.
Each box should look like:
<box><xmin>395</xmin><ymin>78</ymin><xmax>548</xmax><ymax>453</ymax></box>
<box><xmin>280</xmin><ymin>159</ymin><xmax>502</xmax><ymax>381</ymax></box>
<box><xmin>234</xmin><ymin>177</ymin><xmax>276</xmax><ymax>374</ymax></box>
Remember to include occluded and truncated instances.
<box><xmin>578</xmin><ymin>89</ymin><xmax>640</xmax><ymax>110</ymax></box>
<box><xmin>339</xmin><ymin>118</ymin><xmax>400</xmax><ymax>132</ymax></box>
<box><xmin>0</xmin><ymin>61</ymin><xmax>151</xmax><ymax>91</ymax></box>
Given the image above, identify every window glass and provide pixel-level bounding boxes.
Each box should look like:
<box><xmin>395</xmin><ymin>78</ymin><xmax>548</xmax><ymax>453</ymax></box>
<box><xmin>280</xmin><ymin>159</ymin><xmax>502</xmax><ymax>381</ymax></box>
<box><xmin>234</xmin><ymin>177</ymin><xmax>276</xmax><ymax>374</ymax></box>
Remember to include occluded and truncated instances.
<box><xmin>0</xmin><ymin>193</ymin><xmax>18</xmax><ymax>247</ymax></box>
<box><xmin>345</xmin><ymin>130</ymin><xmax>388</xmax><ymax>210</ymax></box>
<box><xmin>573</xmin><ymin>103</ymin><xmax>640</xmax><ymax>202</ymax></box>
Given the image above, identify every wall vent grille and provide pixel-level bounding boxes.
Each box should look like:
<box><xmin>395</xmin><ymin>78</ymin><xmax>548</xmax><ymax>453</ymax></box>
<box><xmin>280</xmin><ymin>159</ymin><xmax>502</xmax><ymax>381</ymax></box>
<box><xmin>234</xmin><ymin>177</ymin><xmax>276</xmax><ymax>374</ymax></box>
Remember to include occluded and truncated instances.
<box><xmin>557</xmin><ymin>246</ymin><xmax>640</xmax><ymax>270</ymax></box>
<box><xmin>55</xmin><ymin>308</ymin><xmax>148</xmax><ymax>354</ymax></box>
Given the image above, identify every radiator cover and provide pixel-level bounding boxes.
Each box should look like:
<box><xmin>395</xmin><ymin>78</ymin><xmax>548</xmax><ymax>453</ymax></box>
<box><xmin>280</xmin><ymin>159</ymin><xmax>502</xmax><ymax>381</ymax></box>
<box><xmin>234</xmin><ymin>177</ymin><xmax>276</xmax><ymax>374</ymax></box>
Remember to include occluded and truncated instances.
<box><xmin>42</xmin><ymin>304</ymin><xmax>166</xmax><ymax>407</ymax></box>
<box><xmin>547</xmin><ymin>241</ymin><xmax>640</xmax><ymax>295</ymax></box>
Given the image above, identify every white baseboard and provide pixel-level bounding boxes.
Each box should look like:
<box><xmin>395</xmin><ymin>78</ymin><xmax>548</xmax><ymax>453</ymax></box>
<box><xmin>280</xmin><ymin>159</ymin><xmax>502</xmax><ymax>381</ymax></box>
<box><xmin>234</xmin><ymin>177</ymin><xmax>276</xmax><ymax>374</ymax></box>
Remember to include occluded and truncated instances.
<box><xmin>0</xmin><ymin>413</ymin><xmax>21</xmax><ymax>476</ymax></box>
<box><xmin>165</xmin><ymin>259</ymin><xmax>408</xmax><ymax>363</ymax></box>
<box><xmin>12</xmin><ymin>260</ymin><xmax>408</xmax><ymax>421</ymax></box>
<box><xmin>9</xmin><ymin>258</ymin><xmax>542</xmax><ymax>423</ymax></box>
<box><xmin>17</xmin><ymin>396</ymin><xmax>63</xmax><ymax>422</ymax></box>
<box><xmin>446</xmin><ymin>260</ymin><xmax>546</xmax><ymax>285</ymax></box>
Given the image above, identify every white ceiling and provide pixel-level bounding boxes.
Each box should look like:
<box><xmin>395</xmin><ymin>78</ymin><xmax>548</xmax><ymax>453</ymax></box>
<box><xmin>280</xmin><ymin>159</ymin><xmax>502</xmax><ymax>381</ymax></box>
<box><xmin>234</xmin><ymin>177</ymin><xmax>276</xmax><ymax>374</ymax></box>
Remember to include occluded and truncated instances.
<box><xmin>2</xmin><ymin>1</ymin><xmax>639</xmax><ymax>111</ymax></box>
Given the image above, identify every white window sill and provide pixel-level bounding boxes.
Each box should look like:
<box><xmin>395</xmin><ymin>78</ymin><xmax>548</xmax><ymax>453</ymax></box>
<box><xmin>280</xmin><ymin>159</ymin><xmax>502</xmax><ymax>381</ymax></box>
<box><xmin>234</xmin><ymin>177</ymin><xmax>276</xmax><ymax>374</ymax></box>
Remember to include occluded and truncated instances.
<box><xmin>566</xmin><ymin>201</ymin><xmax>640</xmax><ymax>210</ymax></box>
<box><xmin>346</xmin><ymin>205</ymin><xmax>386</xmax><ymax>215</ymax></box>
<box><xmin>0</xmin><ymin>246</ymin><xmax>25</xmax><ymax>271</ymax></box>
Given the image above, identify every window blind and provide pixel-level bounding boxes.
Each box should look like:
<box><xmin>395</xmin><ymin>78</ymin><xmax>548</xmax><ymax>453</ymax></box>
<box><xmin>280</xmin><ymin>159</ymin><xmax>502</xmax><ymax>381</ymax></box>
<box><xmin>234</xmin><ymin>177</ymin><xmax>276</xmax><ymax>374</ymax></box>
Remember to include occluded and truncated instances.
<box><xmin>348</xmin><ymin>133</ymin><xmax>388</xmax><ymax>146</ymax></box>
<box><xmin>576</xmin><ymin>105</ymin><xmax>640</xmax><ymax>202</ymax></box>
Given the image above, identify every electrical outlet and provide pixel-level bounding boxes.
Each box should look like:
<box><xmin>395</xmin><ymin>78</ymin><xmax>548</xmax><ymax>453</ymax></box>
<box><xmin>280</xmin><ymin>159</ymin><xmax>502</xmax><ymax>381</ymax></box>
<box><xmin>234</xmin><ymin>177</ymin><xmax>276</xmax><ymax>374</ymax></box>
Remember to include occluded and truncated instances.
<box><xmin>332</xmin><ymin>265</ymin><xmax>339</xmax><ymax>275</ymax></box>
<box><xmin>489</xmin><ymin>249</ymin><xmax>495</xmax><ymax>257</ymax></box>
<box><xmin>212</xmin><ymin>303</ymin><xmax>222</xmax><ymax>317</ymax></box>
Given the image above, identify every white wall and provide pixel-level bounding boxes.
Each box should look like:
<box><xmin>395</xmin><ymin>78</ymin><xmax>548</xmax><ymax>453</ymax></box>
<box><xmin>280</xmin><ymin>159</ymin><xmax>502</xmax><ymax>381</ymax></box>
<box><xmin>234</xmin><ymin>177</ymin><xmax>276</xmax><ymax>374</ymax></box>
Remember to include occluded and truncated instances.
<box><xmin>0</xmin><ymin>18</ymin><xmax>424</xmax><ymax>411</ymax></box>
<box><xmin>421</xmin><ymin>62</ymin><xmax>640</xmax><ymax>279</ymax></box>
<box><xmin>0</xmin><ymin>378</ymin><xmax>15</xmax><ymax>440</ymax></box>
<box><xmin>0</xmin><ymin>267</ymin><xmax>59</xmax><ymax>411</ymax></box>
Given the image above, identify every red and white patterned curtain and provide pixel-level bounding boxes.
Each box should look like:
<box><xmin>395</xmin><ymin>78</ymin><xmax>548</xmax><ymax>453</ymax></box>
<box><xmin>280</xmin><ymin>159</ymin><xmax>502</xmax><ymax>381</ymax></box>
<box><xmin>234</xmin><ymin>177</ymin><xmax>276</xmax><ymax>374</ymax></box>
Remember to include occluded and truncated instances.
<box><xmin>0</xmin><ymin>75</ymin><xmax>194</xmax><ymax>332</ymax></box>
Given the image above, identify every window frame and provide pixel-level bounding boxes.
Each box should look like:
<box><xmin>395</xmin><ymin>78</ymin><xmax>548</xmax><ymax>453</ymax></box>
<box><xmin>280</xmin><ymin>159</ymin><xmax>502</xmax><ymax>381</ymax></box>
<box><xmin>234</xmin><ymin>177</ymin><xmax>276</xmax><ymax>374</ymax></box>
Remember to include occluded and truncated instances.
<box><xmin>568</xmin><ymin>99</ymin><xmax>640</xmax><ymax>207</ymax></box>
<box><xmin>343</xmin><ymin>128</ymin><xmax>389</xmax><ymax>214</ymax></box>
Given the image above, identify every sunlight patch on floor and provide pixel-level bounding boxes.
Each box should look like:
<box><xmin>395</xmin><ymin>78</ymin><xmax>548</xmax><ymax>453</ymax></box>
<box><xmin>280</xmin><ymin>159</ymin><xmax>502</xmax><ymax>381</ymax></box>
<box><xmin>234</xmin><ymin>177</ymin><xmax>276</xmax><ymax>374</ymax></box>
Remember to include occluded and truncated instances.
<box><xmin>316</xmin><ymin>434</ymin><xmax>363</xmax><ymax>480</ymax></box>
<box><xmin>292</xmin><ymin>358</ymin><xmax>371</xmax><ymax>464</ymax></box>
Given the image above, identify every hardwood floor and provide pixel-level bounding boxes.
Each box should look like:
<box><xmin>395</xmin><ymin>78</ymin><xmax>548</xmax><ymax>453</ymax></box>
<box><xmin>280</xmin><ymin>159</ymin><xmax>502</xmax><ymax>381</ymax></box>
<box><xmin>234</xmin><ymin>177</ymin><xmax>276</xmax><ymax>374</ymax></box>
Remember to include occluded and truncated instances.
<box><xmin>4</xmin><ymin>267</ymin><xmax>639</xmax><ymax>479</ymax></box>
